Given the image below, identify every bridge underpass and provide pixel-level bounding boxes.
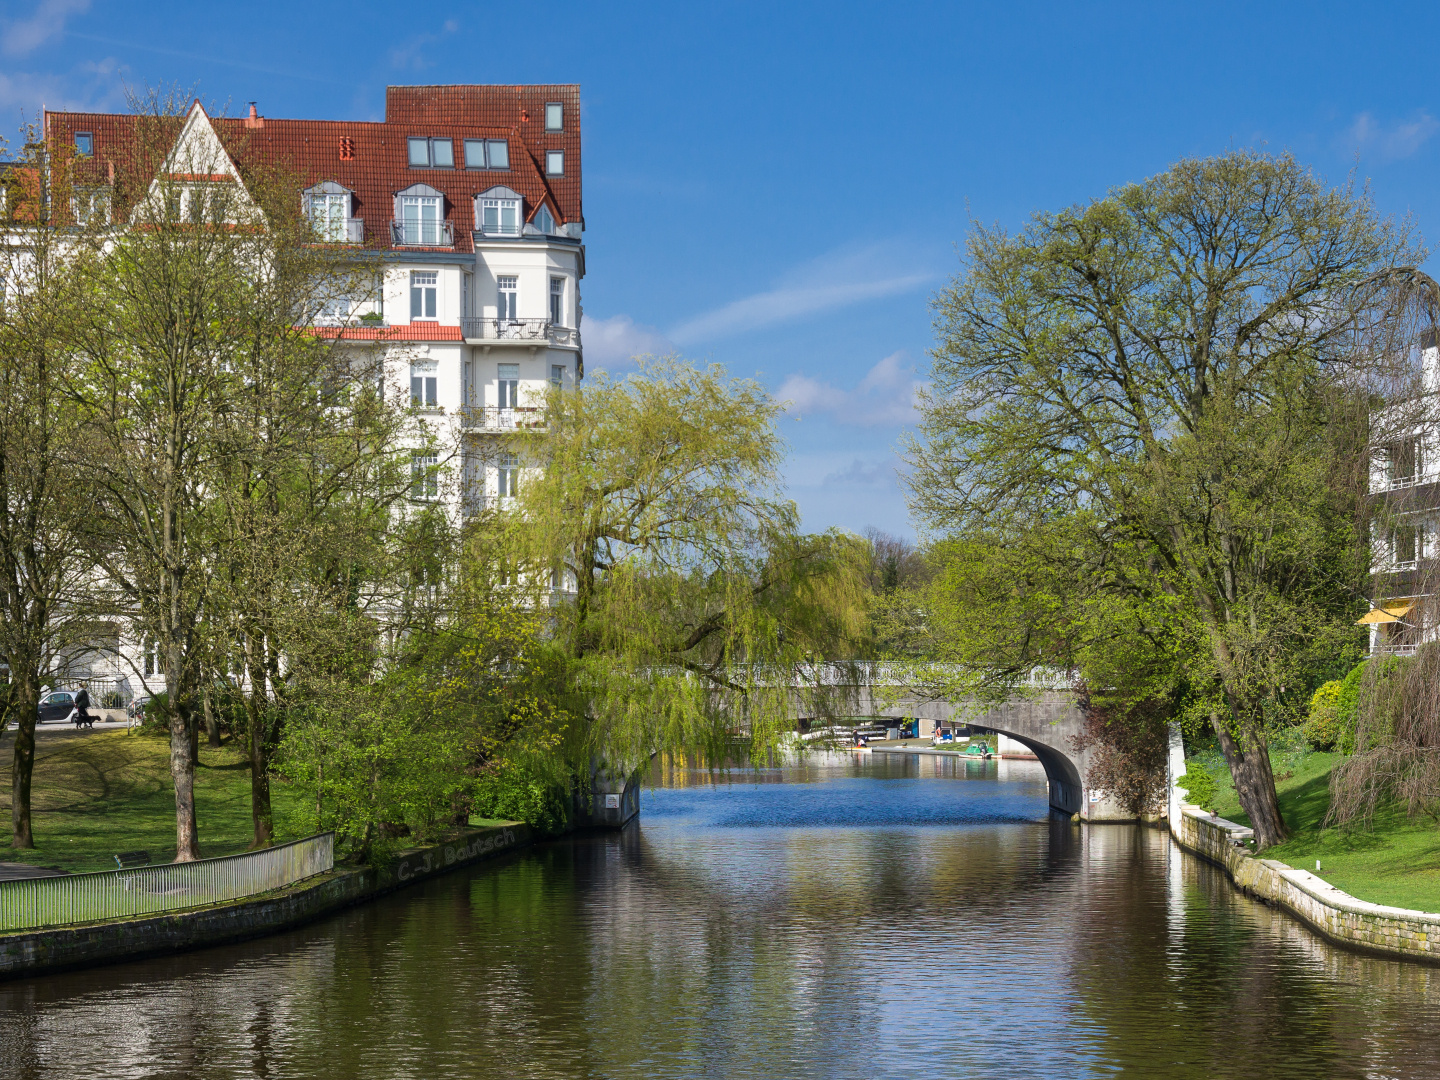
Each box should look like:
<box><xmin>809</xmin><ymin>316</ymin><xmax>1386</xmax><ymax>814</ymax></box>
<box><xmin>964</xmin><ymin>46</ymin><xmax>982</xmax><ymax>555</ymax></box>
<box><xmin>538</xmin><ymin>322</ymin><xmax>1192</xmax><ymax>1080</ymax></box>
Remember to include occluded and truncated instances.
<box><xmin>804</xmin><ymin>689</ymin><xmax>1133</xmax><ymax>822</ymax></box>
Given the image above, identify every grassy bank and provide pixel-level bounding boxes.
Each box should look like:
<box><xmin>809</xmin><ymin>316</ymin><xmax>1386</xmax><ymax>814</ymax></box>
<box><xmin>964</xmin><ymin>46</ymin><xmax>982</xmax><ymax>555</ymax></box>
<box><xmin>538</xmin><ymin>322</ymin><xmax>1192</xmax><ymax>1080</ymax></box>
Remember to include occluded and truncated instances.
<box><xmin>1191</xmin><ymin>743</ymin><xmax>1440</xmax><ymax>913</ymax></box>
<box><xmin>0</xmin><ymin>729</ymin><xmax>300</xmax><ymax>874</ymax></box>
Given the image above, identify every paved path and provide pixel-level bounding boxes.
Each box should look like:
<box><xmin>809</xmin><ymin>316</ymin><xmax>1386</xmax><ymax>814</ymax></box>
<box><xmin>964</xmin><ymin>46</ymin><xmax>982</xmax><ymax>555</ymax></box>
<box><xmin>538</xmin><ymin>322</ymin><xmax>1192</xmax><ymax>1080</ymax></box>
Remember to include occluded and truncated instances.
<box><xmin>0</xmin><ymin>862</ymin><xmax>68</xmax><ymax>880</ymax></box>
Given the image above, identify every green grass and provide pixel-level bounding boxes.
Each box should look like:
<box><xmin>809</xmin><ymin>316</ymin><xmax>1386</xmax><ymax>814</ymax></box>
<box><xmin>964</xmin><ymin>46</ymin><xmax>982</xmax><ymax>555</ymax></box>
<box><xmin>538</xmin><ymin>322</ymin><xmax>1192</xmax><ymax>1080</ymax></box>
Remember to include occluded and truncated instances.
<box><xmin>1193</xmin><ymin>745</ymin><xmax>1440</xmax><ymax>913</ymax></box>
<box><xmin>0</xmin><ymin>728</ymin><xmax>300</xmax><ymax>874</ymax></box>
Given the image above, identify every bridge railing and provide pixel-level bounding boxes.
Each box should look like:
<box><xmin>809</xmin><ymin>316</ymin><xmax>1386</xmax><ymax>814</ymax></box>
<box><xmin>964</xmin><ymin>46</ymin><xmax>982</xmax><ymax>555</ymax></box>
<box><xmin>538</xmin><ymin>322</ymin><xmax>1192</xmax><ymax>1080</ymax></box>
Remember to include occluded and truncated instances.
<box><xmin>0</xmin><ymin>833</ymin><xmax>334</xmax><ymax>932</ymax></box>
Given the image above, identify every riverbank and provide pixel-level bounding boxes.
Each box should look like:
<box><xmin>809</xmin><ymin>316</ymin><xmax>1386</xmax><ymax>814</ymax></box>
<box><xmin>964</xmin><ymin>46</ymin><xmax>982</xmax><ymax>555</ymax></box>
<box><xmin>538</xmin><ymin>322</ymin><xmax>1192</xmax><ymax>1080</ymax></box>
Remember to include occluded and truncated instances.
<box><xmin>0</xmin><ymin>822</ymin><xmax>532</xmax><ymax>980</ymax></box>
<box><xmin>1196</xmin><ymin>748</ymin><xmax>1440</xmax><ymax>912</ymax></box>
<box><xmin>0</xmin><ymin>728</ymin><xmax>299</xmax><ymax>873</ymax></box>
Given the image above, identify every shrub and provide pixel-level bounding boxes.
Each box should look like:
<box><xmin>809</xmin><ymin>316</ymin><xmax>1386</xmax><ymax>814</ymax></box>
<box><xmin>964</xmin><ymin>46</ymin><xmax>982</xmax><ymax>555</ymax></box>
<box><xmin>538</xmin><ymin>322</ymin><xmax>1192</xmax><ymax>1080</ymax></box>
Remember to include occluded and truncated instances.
<box><xmin>472</xmin><ymin>754</ymin><xmax>574</xmax><ymax>836</ymax></box>
<box><xmin>1177</xmin><ymin>763</ymin><xmax>1218</xmax><ymax>811</ymax></box>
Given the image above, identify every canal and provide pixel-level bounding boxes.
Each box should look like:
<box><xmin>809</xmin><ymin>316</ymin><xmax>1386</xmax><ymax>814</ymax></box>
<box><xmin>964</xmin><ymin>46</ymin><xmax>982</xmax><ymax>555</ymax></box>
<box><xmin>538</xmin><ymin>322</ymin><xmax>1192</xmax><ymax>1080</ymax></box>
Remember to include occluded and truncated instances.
<box><xmin>3</xmin><ymin>753</ymin><xmax>1440</xmax><ymax>1079</ymax></box>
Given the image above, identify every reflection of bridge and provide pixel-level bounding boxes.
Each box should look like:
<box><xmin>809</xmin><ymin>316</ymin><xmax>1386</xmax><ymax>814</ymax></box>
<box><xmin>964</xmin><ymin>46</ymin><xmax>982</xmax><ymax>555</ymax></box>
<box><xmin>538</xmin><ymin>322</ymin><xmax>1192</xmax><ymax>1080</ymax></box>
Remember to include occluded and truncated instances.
<box><xmin>803</xmin><ymin>685</ymin><xmax>1130</xmax><ymax>822</ymax></box>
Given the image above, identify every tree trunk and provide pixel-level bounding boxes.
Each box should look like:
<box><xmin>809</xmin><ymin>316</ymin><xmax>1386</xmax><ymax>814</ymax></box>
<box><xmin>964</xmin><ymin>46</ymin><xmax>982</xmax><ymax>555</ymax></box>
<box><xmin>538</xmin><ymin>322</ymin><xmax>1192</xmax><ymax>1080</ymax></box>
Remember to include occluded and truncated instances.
<box><xmin>167</xmin><ymin>644</ymin><xmax>201</xmax><ymax>861</ymax></box>
<box><xmin>1211</xmin><ymin>712</ymin><xmax>1287</xmax><ymax>848</ymax></box>
<box><xmin>203</xmin><ymin>681</ymin><xmax>220</xmax><ymax>747</ymax></box>
<box><xmin>245</xmin><ymin>633</ymin><xmax>273</xmax><ymax>848</ymax></box>
<box><xmin>10</xmin><ymin>671</ymin><xmax>40</xmax><ymax>848</ymax></box>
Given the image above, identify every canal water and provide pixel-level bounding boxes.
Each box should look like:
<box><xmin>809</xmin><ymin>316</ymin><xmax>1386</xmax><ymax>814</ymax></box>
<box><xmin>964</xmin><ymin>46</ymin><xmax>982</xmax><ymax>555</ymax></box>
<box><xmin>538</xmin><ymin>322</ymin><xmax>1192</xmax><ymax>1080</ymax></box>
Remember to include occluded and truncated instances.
<box><xmin>3</xmin><ymin>753</ymin><xmax>1440</xmax><ymax>1079</ymax></box>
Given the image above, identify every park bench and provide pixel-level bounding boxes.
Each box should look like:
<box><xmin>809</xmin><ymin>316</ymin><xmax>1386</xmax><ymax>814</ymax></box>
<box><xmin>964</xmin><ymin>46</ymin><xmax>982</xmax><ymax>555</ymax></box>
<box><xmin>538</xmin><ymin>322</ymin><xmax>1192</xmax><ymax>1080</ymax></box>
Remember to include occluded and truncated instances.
<box><xmin>114</xmin><ymin>851</ymin><xmax>151</xmax><ymax>869</ymax></box>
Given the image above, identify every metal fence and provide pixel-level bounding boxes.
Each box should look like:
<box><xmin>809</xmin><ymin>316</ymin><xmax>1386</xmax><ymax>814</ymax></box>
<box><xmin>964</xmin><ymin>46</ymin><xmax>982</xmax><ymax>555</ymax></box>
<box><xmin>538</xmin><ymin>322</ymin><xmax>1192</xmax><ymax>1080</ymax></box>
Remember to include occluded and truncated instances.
<box><xmin>0</xmin><ymin>833</ymin><xmax>334</xmax><ymax>933</ymax></box>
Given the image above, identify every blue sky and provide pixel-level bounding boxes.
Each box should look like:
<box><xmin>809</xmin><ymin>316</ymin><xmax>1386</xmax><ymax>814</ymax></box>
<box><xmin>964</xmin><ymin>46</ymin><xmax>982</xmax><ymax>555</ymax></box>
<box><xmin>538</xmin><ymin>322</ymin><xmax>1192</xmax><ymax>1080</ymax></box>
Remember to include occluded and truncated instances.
<box><xmin>6</xmin><ymin>1</ymin><xmax>1440</xmax><ymax>539</ymax></box>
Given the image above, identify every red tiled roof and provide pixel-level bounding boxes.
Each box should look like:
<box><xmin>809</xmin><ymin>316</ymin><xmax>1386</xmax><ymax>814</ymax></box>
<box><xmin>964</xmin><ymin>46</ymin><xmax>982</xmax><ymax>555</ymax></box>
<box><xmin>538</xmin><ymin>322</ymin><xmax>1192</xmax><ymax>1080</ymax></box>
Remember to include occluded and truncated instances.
<box><xmin>43</xmin><ymin>85</ymin><xmax>582</xmax><ymax>253</ymax></box>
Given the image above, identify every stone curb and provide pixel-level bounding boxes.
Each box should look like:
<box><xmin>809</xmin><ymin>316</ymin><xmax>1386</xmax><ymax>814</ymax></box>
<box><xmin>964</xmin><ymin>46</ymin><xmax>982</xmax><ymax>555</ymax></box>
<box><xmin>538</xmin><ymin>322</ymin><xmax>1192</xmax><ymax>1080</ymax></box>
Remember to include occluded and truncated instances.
<box><xmin>1171</xmin><ymin>804</ymin><xmax>1440</xmax><ymax>964</ymax></box>
<box><xmin>0</xmin><ymin>823</ymin><xmax>532</xmax><ymax>981</ymax></box>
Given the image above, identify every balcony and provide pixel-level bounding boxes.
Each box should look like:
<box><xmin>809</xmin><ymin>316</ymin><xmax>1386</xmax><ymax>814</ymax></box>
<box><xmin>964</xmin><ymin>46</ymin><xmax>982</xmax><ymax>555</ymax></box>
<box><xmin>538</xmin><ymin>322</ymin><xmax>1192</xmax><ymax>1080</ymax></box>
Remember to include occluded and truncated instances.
<box><xmin>460</xmin><ymin>318</ymin><xmax>580</xmax><ymax>347</ymax></box>
<box><xmin>390</xmin><ymin>220</ymin><xmax>454</xmax><ymax>247</ymax></box>
<box><xmin>460</xmin><ymin>406</ymin><xmax>547</xmax><ymax>432</ymax></box>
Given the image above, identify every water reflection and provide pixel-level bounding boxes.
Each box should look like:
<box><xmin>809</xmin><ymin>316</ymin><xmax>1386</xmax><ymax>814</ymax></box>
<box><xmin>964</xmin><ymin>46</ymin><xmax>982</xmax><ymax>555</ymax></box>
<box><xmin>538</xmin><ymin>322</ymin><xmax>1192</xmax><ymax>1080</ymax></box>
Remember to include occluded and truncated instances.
<box><xmin>1</xmin><ymin>754</ymin><xmax>1438</xmax><ymax>1079</ymax></box>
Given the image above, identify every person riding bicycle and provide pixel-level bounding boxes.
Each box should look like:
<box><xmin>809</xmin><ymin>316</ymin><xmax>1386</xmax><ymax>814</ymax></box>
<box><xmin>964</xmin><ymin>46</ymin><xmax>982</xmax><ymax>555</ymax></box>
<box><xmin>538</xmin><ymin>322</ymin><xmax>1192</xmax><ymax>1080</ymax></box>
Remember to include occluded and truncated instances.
<box><xmin>73</xmin><ymin>687</ymin><xmax>93</xmax><ymax>729</ymax></box>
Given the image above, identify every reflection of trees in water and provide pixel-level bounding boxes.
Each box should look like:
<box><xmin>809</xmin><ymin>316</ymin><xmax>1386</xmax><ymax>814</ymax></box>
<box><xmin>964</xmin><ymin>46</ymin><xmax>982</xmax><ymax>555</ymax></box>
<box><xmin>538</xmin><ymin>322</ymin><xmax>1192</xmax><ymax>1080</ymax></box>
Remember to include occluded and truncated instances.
<box><xmin>1066</xmin><ymin>827</ymin><xmax>1440</xmax><ymax>1079</ymax></box>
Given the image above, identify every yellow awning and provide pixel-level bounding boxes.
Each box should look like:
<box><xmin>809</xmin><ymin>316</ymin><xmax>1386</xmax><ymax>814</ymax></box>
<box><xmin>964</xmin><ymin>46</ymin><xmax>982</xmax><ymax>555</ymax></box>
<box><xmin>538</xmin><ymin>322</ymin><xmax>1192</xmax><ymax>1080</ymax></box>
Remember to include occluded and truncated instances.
<box><xmin>1357</xmin><ymin>601</ymin><xmax>1418</xmax><ymax>625</ymax></box>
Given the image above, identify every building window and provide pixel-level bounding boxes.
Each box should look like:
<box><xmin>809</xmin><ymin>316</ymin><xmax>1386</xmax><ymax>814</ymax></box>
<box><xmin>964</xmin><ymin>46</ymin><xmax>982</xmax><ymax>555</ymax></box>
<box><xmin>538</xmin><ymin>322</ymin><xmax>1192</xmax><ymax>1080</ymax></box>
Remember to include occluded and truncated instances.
<box><xmin>545</xmin><ymin>150</ymin><xmax>564</xmax><ymax>176</ymax></box>
<box><xmin>551</xmin><ymin>364</ymin><xmax>566</xmax><ymax>388</ymax></box>
<box><xmin>412</xmin><ymin>453</ymin><xmax>440</xmax><ymax>499</ymax></box>
<box><xmin>410</xmin><ymin>271</ymin><xmax>438</xmax><ymax>320</ymax></box>
<box><xmin>74</xmin><ymin>132</ymin><xmax>93</xmax><ymax>157</ymax></box>
<box><xmin>480</xmin><ymin>198</ymin><xmax>520</xmax><ymax>235</ymax></box>
<box><xmin>498</xmin><ymin>453</ymin><xmax>519</xmax><ymax>498</ymax></box>
<box><xmin>464</xmin><ymin>139</ymin><xmax>510</xmax><ymax>169</ymax></box>
<box><xmin>1394</xmin><ymin>523</ymin><xmax>1423</xmax><ymax>566</ymax></box>
<box><xmin>142</xmin><ymin>637</ymin><xmax>160</xmax><ymax>677</ymax></box>
<box><xmin>400</xmin><ymin>196</ymin><xmax>442</xmax><ymax>245</ymax></box>
<box><xmin>72</xmin><ymin>188</ymin><xmax>109</xmax><ymax>226</ymax></box>
<box><xmin>309</xmin><ymin>192</ymin><xmax>348</xmax><ymax>242</ymax></box>
<box><xmin>410</xmin><ymin>364</ymin><xmax>438</xmax><ymax>408</ymax></box>
<box><xmin>497</xmin><ymin>363</ymin><xmax>519</xmax><ymax>409</ymax></box>
<box><xmin>545</xmin><ymin>103</ymin><xmax>563</xmax><ymax>131</ymax></box>
<box><xmin>408</xmin><ymin>137</ymin><xmax>454</xmax><ymax>168</ymax></box>
<box><xmin>318</xmin><ymin>293</ymin><xmax>351</xmax><ymax>322</ymax></box>
<box><xmin>534</xmin><ymin>204</ymin><xmax>555</xmax><ymax>234</ymax></box>
<box><xmin>550</xmin><ymin>277</ymin><xmax>564</xmax><ymax>325</ymax></box>
<box><xmin>497</xmin><ymin>277</ymin><xmax>518</xmax><ymax>322</ymax></box>
<box><xmin>1386</xmin><ymin>437</ymin><xmax>1422</xmax><ymax>488</ymax></box>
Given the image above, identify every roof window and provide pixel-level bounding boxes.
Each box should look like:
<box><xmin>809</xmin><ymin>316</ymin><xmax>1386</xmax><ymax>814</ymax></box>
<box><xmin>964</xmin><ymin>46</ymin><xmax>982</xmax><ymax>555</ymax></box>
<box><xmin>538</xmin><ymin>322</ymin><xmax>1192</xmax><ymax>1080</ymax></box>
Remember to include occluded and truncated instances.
<box><xmin>74</xmin><ymin>132</ymin><xmax>93</xmax><ymax>157</ymax></box>
<box><xmin>545</xmin><ymin>103</ymin><xmax>563</xmax><ymax>132</ymax></box>
<box><xmin>408</xmin><ymin>137</ymin><xmax>454</xmax><ymax>168</ymax></box>
<box><xmin>533</xmin><ymin>204</ymin><xmax>555</xmax><ymax>233</ymax></box>
<box><xmin>464</xmin><ymin>139</ymin><xmax>510</xmax><ymax>170</ymax></box>
<box><xmin>545</xmin><ymin>150</ymin><xmax>564</xmax><ymax>177</ymax></box>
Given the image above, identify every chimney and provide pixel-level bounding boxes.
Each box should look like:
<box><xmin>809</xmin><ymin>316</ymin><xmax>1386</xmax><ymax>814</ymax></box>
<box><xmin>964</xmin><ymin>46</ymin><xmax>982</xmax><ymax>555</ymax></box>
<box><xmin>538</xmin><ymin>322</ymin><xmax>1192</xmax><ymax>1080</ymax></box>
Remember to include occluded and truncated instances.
<box><xmin>245</xmin><ymin>102</ymin><xmax>264</xmax><ymax>130</ymax></box>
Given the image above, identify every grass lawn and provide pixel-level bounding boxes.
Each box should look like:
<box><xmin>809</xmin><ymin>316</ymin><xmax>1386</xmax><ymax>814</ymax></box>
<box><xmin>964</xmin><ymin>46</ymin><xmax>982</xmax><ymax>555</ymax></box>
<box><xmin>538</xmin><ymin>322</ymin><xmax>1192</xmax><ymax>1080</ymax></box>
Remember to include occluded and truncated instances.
<box><xmin>0</xmin><ymin>728</ymin><xmax>300</xmax><ymax>874</ymax></box>
<box><xmin>1198</xmin><ymin>747</ymin><xmax>1440</xmax><ymax>913</ymax></box>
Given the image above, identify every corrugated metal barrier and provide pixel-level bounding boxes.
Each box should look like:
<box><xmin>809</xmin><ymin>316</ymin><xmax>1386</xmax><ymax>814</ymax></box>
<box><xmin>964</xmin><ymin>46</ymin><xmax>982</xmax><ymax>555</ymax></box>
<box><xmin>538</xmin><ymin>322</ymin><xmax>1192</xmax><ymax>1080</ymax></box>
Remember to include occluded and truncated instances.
<box><xmin>0</xmin><ymin>833</ymin><xmax>334</xmax><ymax>932</ymax></box>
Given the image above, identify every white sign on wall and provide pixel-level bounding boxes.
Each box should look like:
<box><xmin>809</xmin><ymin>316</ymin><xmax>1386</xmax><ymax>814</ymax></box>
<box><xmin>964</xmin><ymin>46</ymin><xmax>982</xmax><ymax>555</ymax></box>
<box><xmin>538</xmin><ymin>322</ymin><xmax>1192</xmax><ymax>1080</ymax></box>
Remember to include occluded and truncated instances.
<box><xmin>604</xmin><ymin>794</ymin><xmax>621</xmax><ymax>809</ymax></box>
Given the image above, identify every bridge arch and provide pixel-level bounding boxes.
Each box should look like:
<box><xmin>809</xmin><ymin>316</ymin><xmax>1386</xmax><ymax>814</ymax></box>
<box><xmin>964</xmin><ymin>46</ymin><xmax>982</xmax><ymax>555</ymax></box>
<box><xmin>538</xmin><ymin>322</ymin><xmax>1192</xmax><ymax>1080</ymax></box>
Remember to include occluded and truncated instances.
<box><xmin>813</xmin><ymin>689</ymin><xmax>1131</xmax><ymax>821</ymax></box>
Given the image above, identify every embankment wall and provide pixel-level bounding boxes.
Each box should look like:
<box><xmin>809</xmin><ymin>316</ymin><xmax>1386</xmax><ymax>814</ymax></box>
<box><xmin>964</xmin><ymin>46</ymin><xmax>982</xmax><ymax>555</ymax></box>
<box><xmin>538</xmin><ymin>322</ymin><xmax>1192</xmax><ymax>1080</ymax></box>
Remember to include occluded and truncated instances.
<box><xmin>1170</xmin><ymin>805</ymin><xmax>1439</xmax><ymax>964</ymax></box>
<box><xmin>0</xmin><ymin>823</ymin><xmax>531</xmax><ymax>981</ymax></box>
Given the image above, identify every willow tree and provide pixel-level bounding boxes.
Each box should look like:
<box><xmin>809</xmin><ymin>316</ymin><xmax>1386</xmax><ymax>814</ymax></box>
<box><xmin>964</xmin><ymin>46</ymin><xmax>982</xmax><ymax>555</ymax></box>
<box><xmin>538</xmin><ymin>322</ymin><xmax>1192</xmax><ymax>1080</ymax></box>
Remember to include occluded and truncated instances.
<box><xmin>501</xmin><ymin>357</ymin><xmax>870</xmax><ymax>773</ymax></box>
<box><xmin>908</xmin><ymin>152</ymin><xmax>1408</xmax><ymax>847</ymax></box>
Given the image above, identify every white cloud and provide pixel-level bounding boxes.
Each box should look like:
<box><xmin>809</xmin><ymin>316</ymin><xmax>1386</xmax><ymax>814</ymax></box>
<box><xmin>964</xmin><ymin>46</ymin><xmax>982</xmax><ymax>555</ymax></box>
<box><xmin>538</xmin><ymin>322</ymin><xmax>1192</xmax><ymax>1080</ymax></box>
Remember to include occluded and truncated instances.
<box><xmin>3</xmin><ymin>0</ymin><xmax>90</xmax><ymax>57</ymax></box>
<box><xmin>0</xmin><ymin>58</ymin><xmax>124</xmax><ymax>121</ymax></box>
<box><xmin>389</xmin><ymin>19</ymin><xmax>460</xmax><ymax>71</ymax></box>
<box><xmin>1348</xmin><ymin>110</ymin><xmax>1440</xmax><ymax>162</ymax></box>
<box><xmin>668</xmin><ymin>243</ymin><xmax>933</xmax><ymax>345</ymax></box>
<box><xmin>822</xmin><ymin>458</ymin><xmax>895</xmax><ymax>487</ymax></box>
<box><xmin>581</xmin><ymin>314</ymin><xmax>676</xmax><ymax>369</ymax></box>
<box><xmin>777</xmin><ymin>351</ymin><xmax>921</xmax><ymax>428</ymax></box>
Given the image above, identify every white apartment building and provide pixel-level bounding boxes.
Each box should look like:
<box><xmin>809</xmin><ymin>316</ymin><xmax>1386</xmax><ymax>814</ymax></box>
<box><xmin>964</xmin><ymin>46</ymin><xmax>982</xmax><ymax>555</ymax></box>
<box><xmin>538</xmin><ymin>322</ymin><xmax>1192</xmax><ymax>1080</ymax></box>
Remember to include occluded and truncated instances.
<box><xmin>37</xmin><ymin>84</ymin><xmax>585</xmax><ymax>702</ymax></box>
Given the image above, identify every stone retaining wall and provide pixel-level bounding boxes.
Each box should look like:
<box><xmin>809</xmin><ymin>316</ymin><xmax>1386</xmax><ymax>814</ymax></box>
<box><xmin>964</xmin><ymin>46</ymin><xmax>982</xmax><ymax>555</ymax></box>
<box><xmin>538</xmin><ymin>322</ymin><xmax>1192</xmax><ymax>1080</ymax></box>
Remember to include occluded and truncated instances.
<box><xmin>1170</xmin><ymin>804</ymin><xmax>1440</xmax><ymax>963</ymax></box>
<box><xmin>0</xmin><ymin>823</ymin><xmax>532</xmax><ymax>981</ymax></box>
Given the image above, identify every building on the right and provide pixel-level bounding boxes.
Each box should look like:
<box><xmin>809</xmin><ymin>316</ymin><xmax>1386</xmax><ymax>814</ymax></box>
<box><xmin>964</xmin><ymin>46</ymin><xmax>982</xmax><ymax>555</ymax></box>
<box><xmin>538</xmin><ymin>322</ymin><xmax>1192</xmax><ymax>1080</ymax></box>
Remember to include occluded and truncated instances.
<box><xmin>1360</xmin><ymin>335</ymin><xmax>1440</xmax><ymax>655</ymax></box>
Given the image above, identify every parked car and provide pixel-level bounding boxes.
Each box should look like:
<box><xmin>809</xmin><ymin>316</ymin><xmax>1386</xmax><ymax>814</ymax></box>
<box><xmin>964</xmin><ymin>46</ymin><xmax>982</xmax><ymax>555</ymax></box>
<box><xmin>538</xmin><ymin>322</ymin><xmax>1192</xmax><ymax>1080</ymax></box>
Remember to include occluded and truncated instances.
<box><xmin>37</xmin><ymin>691</ymin><xmax>77</xmax><ymax>724</ymax></box>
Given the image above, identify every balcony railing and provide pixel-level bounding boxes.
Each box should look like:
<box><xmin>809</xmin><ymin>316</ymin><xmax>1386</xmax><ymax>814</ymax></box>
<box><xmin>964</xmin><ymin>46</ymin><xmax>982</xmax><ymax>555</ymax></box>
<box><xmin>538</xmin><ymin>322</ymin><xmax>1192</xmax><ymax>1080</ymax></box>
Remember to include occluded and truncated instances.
<box><xmin>460</xmin><ymin>318</ymin><xmax>580</xmax><ymax>347</ymax></box>
<box><xmin>461</xmin><ymin>406</ymin><xmax>547</xmax><ymax>432</ymax></box>
<box><xmin>390</xmin><ymin>220</ymin><xmax>454</xmax><ymax>247</ymax></box>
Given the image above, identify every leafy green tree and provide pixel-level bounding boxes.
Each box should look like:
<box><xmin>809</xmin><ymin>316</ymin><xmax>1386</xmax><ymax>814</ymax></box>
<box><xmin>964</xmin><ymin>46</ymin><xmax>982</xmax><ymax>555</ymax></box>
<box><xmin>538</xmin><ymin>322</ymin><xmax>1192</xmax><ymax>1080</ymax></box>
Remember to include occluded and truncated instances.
<box><xmin>0</xmin><ymin>129</ymin><xmax>100</xmax><ymax>848</ymax></box>
<box><xmin>908</xmin><ymin>152</ymin><xmax>1405</xmax><ymax>846</ymax></box>
<box><xmin>504</xmin><ymin>357</ymin><xmax>871</xmax><ymax>775</ymax></box>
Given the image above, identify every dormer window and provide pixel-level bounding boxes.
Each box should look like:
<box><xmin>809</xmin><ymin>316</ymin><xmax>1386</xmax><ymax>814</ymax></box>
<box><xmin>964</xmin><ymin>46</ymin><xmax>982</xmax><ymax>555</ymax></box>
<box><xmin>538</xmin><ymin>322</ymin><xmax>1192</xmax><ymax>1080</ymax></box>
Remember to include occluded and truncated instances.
<box><xmin>74</xmin><ymin>132</ymin><xmax>93</xmax><ymax>157</ymax></box>
<box><xmin>408</xmin><ymin>137</ymin><xmax>454</xmax><ymax>168</ymax></box>
<box><xmin>545</xmin><ymin>103</ymin><xmax>563</xmax><ymax>132</ymax></box>
<box><xmin>533</xmin><ymin>204</ymin><xmax>555</xmax><ymax>234</ymax></box>
<box><xmin>392</xmin><ymin>184</ymin><xmax>450</xmax><ymax>246</ymax></box>
<box><xmin>463</xmin><ymin>139</ymin><xmax>509</xmax><ymax>170</ymax></box>
<box><xmin>480</xmin><ymin>198</ymin><xmax>520</xmax><ymax>236</ymax></box>
<box><xmin>305</xmin><ymin>182</ymin><xmax>358</xmax><ymax>243</ymax></box>
<box><xmin>72</xmin><ymin>187</ymin><xmax>109</xmax><ymax>226</ymax></box>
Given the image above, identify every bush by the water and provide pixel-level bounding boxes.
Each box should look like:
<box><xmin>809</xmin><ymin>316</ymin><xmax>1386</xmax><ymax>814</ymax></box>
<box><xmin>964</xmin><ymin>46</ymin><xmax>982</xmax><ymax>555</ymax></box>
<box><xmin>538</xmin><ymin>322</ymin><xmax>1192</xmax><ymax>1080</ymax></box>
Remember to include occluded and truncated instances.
<box><xmin>1177</xmin><ymin>763</ymin><xmax>1218</xmax><ymax>811</ymax></box>
<box><xmin>471</xmin><ymin>755</ymin><xmax>574</xmax><ymax>836</ymax></box>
